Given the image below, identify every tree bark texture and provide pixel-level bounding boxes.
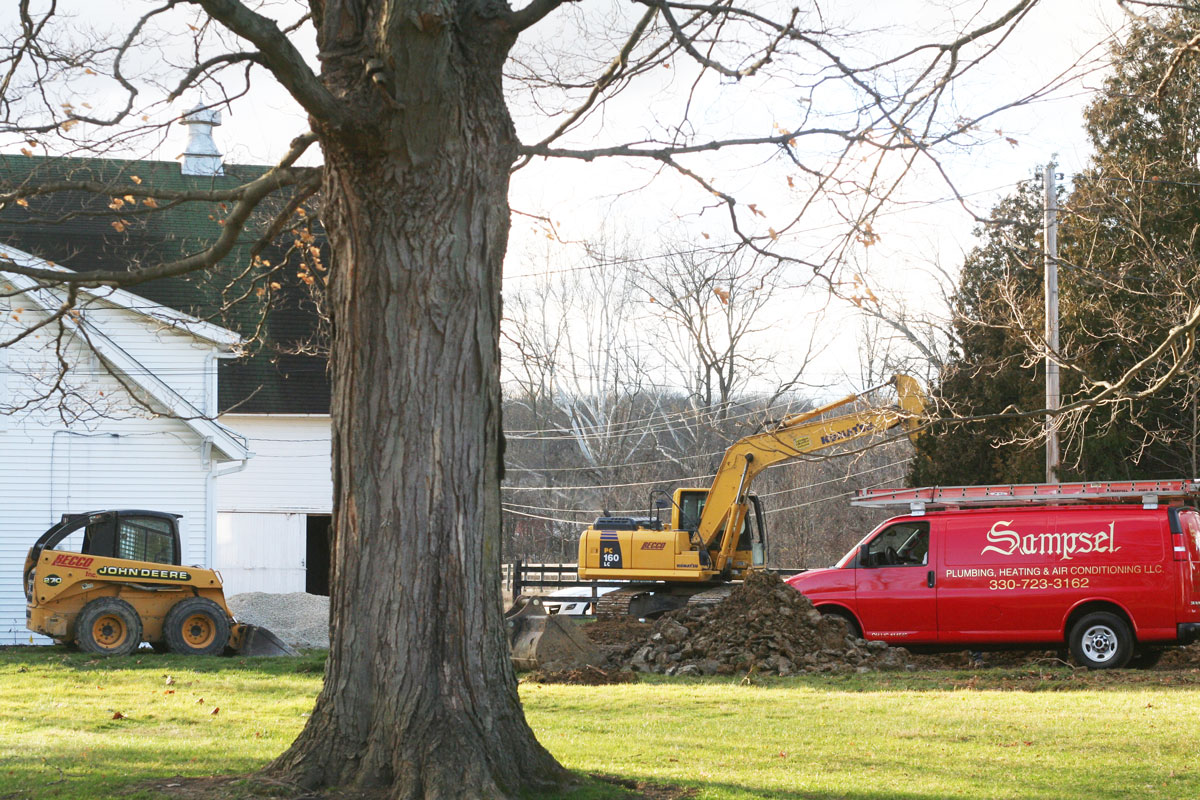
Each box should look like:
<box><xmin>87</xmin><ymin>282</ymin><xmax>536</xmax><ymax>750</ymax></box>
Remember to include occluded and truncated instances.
<box><xmin>267</xmin><ymin>1</ymin><xmax>568</xmax><ymax>796</ymax></box>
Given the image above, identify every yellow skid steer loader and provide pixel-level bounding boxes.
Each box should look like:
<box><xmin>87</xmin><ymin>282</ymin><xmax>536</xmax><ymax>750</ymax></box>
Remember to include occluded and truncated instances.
<box><xmin>24</xmin><ymin>510</ymin><xmax>298</xmax><ymax>657</ymax></box>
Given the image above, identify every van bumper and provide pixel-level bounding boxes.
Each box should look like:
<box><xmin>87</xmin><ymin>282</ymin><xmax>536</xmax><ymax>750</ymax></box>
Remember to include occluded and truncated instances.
<box><xmin>1178</xmin><ymin>623</ymin><xmax>1200</xmax><ymax>644</ymax></box>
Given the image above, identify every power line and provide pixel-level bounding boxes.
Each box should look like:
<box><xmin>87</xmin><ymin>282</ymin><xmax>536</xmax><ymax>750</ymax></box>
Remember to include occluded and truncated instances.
<box><xmin>503</xmin><ymin>444</ymin><xmax>908</xmax><ymax>494</ymax></box>
<box><xmin>502</xmin><ymin>394</ymin><xmax>765</xmax><ymax>436</ymax></box>
<box><xmin>765</xmin><ymin>467</ymin><xmax>909</xmax><ymax>515</ymax></box>
<box><xmin>502</xmin><ymin>461</ymin><xmax>911</xmax><ymax>526</ymax></box>
<box><xmin>756</xmin><ymin>458</ymin><xmax>910</xmax><ymax>499</ymax></box>
<box><xmin>506</xmin><ymin>446</ymin><xmax>727</xmax><ymax>473</ymax></box>
<box><xmin>506</xmin><ymin>395</ymin><xmax>855</xmax><ymax>443</ymax></box>
<box><xmin>505</xmin><ymin>402</ymin><xmax>770</xmax><ymax>442</ymax></box>
<box><xmin>503</xmin><ymin>469</ymin><xmax>717</xmax><ymax>493</ymax></box>
<box><xmin>504</xmin><ymin>180</ymin><xmax>1023</xmax><ymax>281</ymax></box>
<box><xmin>501</xmin><ymin>457</ymin><xmax>911</xmax><ymax>515</ymax></box>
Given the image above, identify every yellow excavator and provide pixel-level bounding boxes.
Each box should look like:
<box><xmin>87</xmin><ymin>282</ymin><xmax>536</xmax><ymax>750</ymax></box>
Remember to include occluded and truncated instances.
<box><xmin>507</xmin><ymin>374</ymin><xmax>926</xmax><ymax>667</ymax></box>
<box><xmin>572</xmin><ymin>374</ymin><xmax>926</xmax><ymax>617</ymax></box>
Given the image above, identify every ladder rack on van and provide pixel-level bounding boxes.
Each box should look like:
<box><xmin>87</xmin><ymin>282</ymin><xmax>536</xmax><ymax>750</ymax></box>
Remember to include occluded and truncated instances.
<box><xmin>853</xmin><ymin>479</ymin><xmax>1200</xmax><ymax>515</ymax></box>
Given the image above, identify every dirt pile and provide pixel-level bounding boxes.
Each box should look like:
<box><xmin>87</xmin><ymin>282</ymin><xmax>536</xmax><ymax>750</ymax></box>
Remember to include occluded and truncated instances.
<box><xmin>1152</xmin><ymin>643</ymin><xmax>1200</xmax><ymax>669</ymax></box>
<box><xmin>612</xmin><ymin>572</ymin><xmax>909</xmax><ymax>676</ymax></box>
<box><xmin>585</xmin><ymin>619</ymin><xmax>654</xmax><ymax>646</ymax></box>
<box><xmin>524</xmin><ymin>665</ymin><xmax>638</xmax><ymax>685</ymax></box>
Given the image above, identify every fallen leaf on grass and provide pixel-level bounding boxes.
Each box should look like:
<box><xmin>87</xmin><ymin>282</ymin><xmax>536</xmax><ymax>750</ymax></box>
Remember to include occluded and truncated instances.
<box><xmin>112</xmin><ymin>711</ymin><xmax>125</xmax><ymax>720</ymax></box>
<box><xmin>210</xmin><ymin>707</ymin><xmax>220</xmax><ymax>716</ymax></box>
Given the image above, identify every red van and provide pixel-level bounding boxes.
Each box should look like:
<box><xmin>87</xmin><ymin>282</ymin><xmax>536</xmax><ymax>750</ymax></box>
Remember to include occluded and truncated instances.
<box><xmin>785</xmin><ymin>480</ymin><xmax>1200</xmax><ymax>668</ymax></box>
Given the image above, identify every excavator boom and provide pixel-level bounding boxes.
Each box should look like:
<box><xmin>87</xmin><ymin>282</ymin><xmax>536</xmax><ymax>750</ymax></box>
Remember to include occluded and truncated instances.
<box><xmin>696</xmin><ymin>374</ymin><xmax>925</xmax><ymax>572</ymax></box>
<box><xmin>577</xmin><ymin>374</ymin><xmax>925</xmax><ymax>583</ymax></box>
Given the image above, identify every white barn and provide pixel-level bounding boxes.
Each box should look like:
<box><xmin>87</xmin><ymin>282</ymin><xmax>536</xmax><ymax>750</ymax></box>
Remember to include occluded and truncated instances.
<box><xmin>0</xmin><ymin>243</ymin><xmax>251</xmax><ymax>644</ymax></box>
<box><xmin>0</xmin><ymin>123</ymin><xmax>336</xmax><ymax>635</ymax></box>
<box><xmin>213</xmin><ymin>413</ymin><xmax>332</xmax><ymax>596</ymax></box>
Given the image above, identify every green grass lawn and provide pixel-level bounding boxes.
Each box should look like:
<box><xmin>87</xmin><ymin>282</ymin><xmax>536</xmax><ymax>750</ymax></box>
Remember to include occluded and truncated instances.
<box><xmin>2</xmin><ymin>647</ymin><xmax>1200</xmax><ymax>799</ymax></box>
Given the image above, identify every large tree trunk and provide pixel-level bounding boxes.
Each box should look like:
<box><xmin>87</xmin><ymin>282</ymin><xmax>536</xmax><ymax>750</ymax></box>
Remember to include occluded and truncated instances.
<box><xmin>267</xmin><ymin>2</ymin><xmax>569</xmax><ymax>797</ymax></box>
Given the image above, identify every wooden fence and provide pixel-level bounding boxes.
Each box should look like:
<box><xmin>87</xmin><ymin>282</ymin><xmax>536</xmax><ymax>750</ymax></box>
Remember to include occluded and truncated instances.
<box><xmin>500</xmin><ymin>559</ymin><xmax>802</xmax><ymax>609</ymax></box>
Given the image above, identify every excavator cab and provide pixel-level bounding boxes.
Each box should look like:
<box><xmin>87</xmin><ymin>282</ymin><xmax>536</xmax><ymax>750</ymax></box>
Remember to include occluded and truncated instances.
<box><xmin>675</xmin><ymin>488</ymin><xmax>768</xmax><ymax>571</ymax></box>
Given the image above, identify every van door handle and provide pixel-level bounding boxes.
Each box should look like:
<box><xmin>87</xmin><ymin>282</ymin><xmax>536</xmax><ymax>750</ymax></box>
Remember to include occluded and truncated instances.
<box><xmin>927</xmin><ymin>570</ymin><xmax>935</xmax><ymax>588</ymax></box>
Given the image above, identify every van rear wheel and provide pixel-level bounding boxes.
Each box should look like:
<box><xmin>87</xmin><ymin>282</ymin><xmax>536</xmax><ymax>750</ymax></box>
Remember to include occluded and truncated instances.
<box><xmin>1069</xmin><ymin>612</ymin><xmax>1133</xmax><ymax>669</ymax></box>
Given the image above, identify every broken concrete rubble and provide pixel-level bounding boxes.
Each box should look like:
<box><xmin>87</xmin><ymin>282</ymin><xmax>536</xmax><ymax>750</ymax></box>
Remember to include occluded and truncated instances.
<box><xmin>607</xmin><ymin>571</ymin><xmax>910</xmax><ymax>676</ymax></box>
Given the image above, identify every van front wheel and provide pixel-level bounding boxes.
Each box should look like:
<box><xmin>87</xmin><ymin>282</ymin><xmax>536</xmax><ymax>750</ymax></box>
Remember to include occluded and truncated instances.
<box><xmin>1069</xmin><ymin>612</ymin><xmax>1133</xmax><ymax>669</ymax></box>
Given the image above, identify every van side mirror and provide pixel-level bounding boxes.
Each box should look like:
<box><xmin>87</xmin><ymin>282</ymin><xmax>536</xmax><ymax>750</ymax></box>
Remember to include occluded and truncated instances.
<box><xmin>859</xmin><ymin>544</ymin><xmax>873</xmax><ymax>568</ymax></box>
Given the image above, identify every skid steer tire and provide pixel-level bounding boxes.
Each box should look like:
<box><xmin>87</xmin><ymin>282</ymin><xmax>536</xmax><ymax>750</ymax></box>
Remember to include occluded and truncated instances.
<box><xmin>164</xmin><ymin>598</ymin><xmax>230</xmax><ymax>656</ymax></box>
<box><xmin>76</xmin><ymin>597</ymin><xmax>143</xmax><ymax>656</ymax></box>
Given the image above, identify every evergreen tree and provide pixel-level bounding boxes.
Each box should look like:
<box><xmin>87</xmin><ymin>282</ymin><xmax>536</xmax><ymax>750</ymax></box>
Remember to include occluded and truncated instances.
<box><xmin>917</xmin><ymin>8</ymin><xmax>1200</xmax><ymax>485</ymax></box>
<box><xmin>911</xmin><ymin>182</ymin><xmax>1048</xmax><ymax>486</ymax></box>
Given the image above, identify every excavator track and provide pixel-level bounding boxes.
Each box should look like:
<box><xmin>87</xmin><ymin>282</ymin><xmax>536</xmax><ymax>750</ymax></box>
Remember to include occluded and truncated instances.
<box><xmin>594</xmin><ymin>587</ymin><xmax>645</xmax><ymax>620</ymax></box>
<box><xmin>683</xmin><ymin>584</ymin><xmax>735</xmax><ymax>611</ymax></box>
<box><xmin>595</xmin><ymin>583</ymin><xmax>735</xmax><ymax>620</ymax></box>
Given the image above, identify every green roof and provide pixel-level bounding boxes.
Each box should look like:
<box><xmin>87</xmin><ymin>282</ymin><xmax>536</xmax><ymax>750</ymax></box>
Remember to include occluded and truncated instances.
<box><xmin>0</xmin><ymin>154</ymin><xmax>329</xmax><ymax>414</ymax></box>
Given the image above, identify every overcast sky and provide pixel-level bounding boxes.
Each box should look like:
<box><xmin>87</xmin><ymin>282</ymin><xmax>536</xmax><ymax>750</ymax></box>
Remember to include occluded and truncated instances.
<box><xmin>2</xmin><ymin>0</ymin><xmax>1131</xmax><ymax>395</ymax></box>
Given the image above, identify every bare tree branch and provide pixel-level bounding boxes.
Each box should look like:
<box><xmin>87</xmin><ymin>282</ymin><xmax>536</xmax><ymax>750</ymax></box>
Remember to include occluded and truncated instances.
<box><xmin>185</xmin><ymin>0</ymin><xmax>346</xmax><ymax>126</ymax></box>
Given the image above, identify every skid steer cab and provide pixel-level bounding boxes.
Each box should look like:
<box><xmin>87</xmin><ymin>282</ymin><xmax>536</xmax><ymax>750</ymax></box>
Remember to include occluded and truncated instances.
<box><xmin>24</xmin><ymin>510</ymin><xmax>297</xmax><ymax>657</ymax></box>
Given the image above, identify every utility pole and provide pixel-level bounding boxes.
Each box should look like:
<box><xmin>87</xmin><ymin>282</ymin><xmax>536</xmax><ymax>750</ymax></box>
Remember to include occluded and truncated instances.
<box><xmin>1043</xmin><ymin>161</ymin><xmax>1060</xmax><ymax>482</ymax></box>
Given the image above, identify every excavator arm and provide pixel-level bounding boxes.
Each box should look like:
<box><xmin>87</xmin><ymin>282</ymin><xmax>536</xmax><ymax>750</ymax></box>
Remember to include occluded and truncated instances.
<box><xmin>695</xmin><ymin>374</ymin><xmax>925</xmax><ymax>573</ymax></box>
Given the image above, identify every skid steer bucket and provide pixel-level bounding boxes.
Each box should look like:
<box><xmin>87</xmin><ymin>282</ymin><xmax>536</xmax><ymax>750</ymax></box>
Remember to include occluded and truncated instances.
<box><xmin>230</xmin><ymin>623</ymin><xmax>301</xmax><ymax>657</ymax></box>
<box><xmin>505</xmin><ymin>596</ymin><xmax>602</xmax><ymax>671</ymax></box>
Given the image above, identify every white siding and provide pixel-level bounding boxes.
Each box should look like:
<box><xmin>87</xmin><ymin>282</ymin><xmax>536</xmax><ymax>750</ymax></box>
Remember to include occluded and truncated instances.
<box><xmin>0</xmin><ymin>291</ymin><xmax>8</xmax><ymax>433</ymax></box>
<box><xmin>76</xmin><ymin>294</ymin><xmax>215</xmax><ymax>414</ymax></box>
<box><xmin>0</xmin><ymin>287</ymin><xmax>226</xmax><ymax>644</ymax></box>
<box><xmin>0</xmin><ymin>419</ymin><xmax>213</xmax><ymax>643</ymax></box>
<box><xmin>216</xmin><ymin>415</ymin><xmax>332</xmax><ymax>513</ymax></box>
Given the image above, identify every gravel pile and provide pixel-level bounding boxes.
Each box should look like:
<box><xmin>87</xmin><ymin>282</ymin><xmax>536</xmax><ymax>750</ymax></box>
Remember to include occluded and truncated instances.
<box><xmin>613</xmin><ymin>571</ymin><xmax>909</xmax><ymax>676</ymax></box>
<box><xmin>227</xmin><ymin>592</ymin><xmax>330</xmax><ymax>650</ymax></box>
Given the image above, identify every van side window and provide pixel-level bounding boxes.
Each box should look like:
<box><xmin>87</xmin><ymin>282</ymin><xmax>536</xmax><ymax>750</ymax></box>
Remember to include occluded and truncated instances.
<box><xmin>864</xmin><ymin>522</ymin><xmax>930</xmax><ymax>567</ymax></box>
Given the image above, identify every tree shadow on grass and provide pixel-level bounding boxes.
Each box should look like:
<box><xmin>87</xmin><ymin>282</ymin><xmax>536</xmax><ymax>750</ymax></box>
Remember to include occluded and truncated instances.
<box><xmin>570</xmin><ymin>774</ymin><xmax>993</xmax><ymax>800</ymax></box>
<box><xmin>0</xmin><ymin>644</ymin><xmax>326</xmax><ymax>676</ymax></box>
<box><xmin>145</xmin><ymin>772</ymin><xmax>688</xmax><ymax>800</ymax></box>
<box><xmin>520</xmin><ymin>771</ymin><xmax>1004</xmax><ymax>800</ymax></box>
